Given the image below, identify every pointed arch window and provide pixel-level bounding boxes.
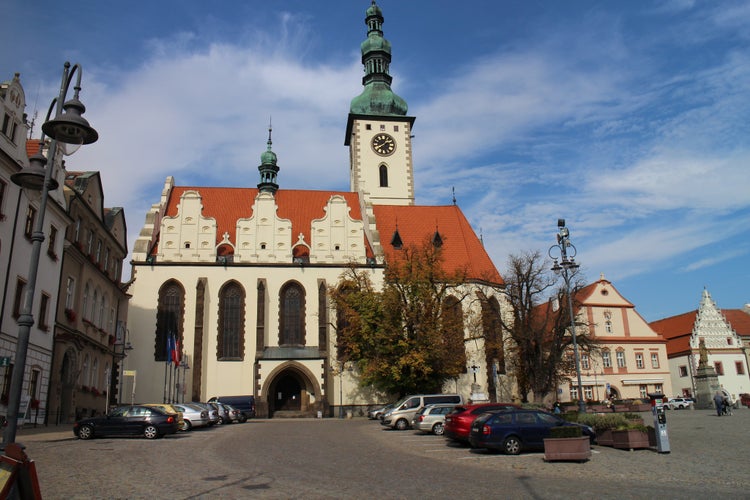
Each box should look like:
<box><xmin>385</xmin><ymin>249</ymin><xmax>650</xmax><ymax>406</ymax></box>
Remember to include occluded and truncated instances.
<box><xmin>443</xmin><ymin>295</ymin><xmax>466</xmax><ymax>371</ymax></box>
<box><xmin>156</xmin><ymin>280</ymin><xmax>185</xmax><ymax>361</ymax></box>
<box><xmin>318</xmin><ymin>281</ymin><xmax>328</xmax><ymax>349</ymax></box>
<box><xmin>279</xmin><ymin>282</ymin><xmax>305</xmax><ymax>346</ymax></box>
<box><xmin>218</xmin><ymin>281</ymin><xmax>245</xmax><ymax>360</ymax></box>
<box><xmin>379</xmin><ymin>164</ymin><xmax>389</xmax><ymax>187</ymax></box>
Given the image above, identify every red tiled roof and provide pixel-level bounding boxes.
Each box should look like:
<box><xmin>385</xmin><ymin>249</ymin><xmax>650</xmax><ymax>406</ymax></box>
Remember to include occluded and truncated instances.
<box><xmin>164</xmin><ymin>186</ymin><xmax>366</xmax><ymax>253</ymax></box>
<box><xmin>26</xmin><ymin>139</ymin><xmax>42</xmax><ymax>158</ymax></box>
<box><xmin>372</xmin><ymin>204</ymin><xmax>502</xmax><ymax>284</ymax></box>
<box><xmin>724</xmin><ymin>310</ymin><xmax>750</xmax><ymax>336</ymax></box>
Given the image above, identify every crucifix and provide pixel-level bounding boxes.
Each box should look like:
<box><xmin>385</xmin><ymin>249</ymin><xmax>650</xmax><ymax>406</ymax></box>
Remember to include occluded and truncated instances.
<box><xmin>470</xmin><ymin>364</ymin><xmax>479</xmax><ymax>383</ymax></box>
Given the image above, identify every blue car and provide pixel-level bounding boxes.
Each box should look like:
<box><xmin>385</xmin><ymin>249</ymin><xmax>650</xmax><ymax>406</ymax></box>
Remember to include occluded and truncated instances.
<box><xmin>469</xmin><ymin>409</ymin><xmax>595</xmax><ymax>455</ymax></box>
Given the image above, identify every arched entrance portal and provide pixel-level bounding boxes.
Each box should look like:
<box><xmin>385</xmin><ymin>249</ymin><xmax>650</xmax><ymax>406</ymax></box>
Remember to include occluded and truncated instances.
<box><xmin>262</xmin><ymin>362</ymin><xmax>323</xmax><ymax>418</ymax></box>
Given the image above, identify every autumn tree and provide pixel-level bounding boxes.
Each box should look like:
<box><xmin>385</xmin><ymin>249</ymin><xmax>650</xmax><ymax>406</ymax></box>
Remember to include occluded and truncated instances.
<box><xmin>330</xmin><ymin>240</ymin><xmax>470</xmax><ymax>398</ymax></box>
<box><xmin>501</xmin><ymin>250</ymin><xmax>595</xmax><ymax>403</ymax></box>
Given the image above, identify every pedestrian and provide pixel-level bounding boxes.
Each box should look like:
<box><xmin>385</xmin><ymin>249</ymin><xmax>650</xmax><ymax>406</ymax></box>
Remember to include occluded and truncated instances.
<box><xmin>713</xmin><ymin>391</ymin><xmax>724</xmax><ymax>417</ymax></box>
<box><xmin>553</xmin><ymin>402</ymin><xmax>561</xmax><ymax>414</ymax></box>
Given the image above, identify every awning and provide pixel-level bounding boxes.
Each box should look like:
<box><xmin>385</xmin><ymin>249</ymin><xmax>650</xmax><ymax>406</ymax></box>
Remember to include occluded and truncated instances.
<box><xmin>620</xmin><ymin>378</ymin><xmax>664</xmax><ymax>385</ymax></box>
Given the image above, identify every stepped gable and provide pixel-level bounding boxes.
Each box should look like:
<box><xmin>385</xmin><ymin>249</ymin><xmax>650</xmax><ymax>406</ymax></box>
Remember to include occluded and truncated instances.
<box><xmin>163</xmin><ymin>186</ymin><xmax>365</xmax><ymax>250</ymax></box>
<box><xmin>372</xmin><ymin>204</ymin><xmax>502</xmax><ymax>284</ymax></box>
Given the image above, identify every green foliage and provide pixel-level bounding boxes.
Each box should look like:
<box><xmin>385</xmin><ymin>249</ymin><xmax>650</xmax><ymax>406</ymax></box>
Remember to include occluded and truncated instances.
<box><xmin>549</xmin><ymin>426</ymin><xmax>582</xmax><ymax>438</ymax></box>
<box><xmin>573</xmin><ymin>413</ymin><xmax>630</xmax><ymax>432</ymax></box>
<box><xmin>330</xmin><ymin>240</ymin><xmax>470</xmax><ymax>397</ymax></box>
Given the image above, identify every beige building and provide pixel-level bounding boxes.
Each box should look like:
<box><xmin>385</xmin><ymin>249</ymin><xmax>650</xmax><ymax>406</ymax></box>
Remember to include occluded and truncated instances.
<box><xmin>555</xmin><ymin>275</ymin><xmax>673</xmax><ymax>404</ymax></box>
<box><xmin>124</xmin><ymin>1</ymin><xmax>509</xmax><ymax>417</ymax></box>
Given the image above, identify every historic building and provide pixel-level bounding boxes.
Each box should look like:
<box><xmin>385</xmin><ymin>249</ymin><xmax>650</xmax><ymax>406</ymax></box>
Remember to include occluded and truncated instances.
<box><xmin>124</xmin><ymin>1</ymin><xmax>508</xmax><ymax>417</ymax></box>
<box><xmin>46</xmin><ymin>171</ymin><xmax>129</xmax><ymax>423</ymax></box>
<box><xmin>650</xmin><ymin>289</ymin><xmax>750</xmax><ymax>402</ymax></box>
<box><xmin>554</xmin><ymin>275</ymin><xmax>673</xmax><ymax>404</ymax></box>
<box><xmin>0</xmin><ymin>74</ymin><xmax>70</xmax><ymax>424</ymax></box>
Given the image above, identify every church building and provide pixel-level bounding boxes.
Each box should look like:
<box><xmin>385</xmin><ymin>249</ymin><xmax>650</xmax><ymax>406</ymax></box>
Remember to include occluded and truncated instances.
<box><xmin>124</xmin><ymin>1</ymin><xmax>508</xmax><ymax>417</ymax></box>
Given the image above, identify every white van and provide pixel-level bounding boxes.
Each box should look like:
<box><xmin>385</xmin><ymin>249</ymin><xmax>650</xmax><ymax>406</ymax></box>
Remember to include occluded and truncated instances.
<box><xmin>380</xmin><ymin>394</ymin><xmax>463</xmax><ymax>430</ymax></box>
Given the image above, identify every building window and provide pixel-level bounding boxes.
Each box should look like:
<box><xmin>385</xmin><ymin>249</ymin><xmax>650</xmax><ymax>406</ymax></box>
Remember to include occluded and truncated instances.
<box><xmin>602</xmin><ymin>351</ymin><xmax>611</xmax><ymax>368</ymax></box>
<box><xmin>605</xmin><ymin>320</ymin><xmax>612</xmax><ymax>333</ymax></box>
<box><xmin>393</xmin><ymin>125</ymin><xmax>399</xmax><ymax>132</ymax></box>
<box><xmin>379</xmin><ymin>124</ymin><xmax>385</xmax><ymax>131</ymax></box>
<box><xmin>38</xmin><ymin>293</ymin><xmax>50</xmax><ymax>331</ymax></box>
<box><xmin>74</xmin><ymin>218</ymin><xmax>81</xmax><ymax>242</ymax></box>
<box><xmin>218</xmin><ymin>281</ymin><xmax>245</xmax><ymax>360</ymax></box>
<box><xmin>13</xmin><ymin>278</ymin><xmax>26</xmax><ymax>318</ymax></box>
<box><xmin>47</xmin><ymin>225</ymin><xmax>58</xmax><ymax>259</ymax></box>
<box><xmin>65</xmin><ymin>277</ymin><xmax>75</xmax><ymax>309</ymax></box>
<box><xmin>379</xmin><ymin>164</ymin><xmax>388</xmax><ymax>187</ymax></box>
<box><xmin>104</xmin><ymin>247</ymin><xmax>110</xmax><ymax>273</ymax></box>
<box><xmin>654</xmin><ymin>384</ymin><xmax>663</xmax><ymax>394</ymax></box>
<box><xmin>679</xmin><ymin>365</ymin><xmax>688</xmax><ymax>377</ymax></box>
<box><xmin>714</xmin><ymin>362</ymin><xmax>724</xmax><ymax>376</ymax></box>
<box><xmin>583</xmin><ymin>386</ymin><xmax>593</xmax><ymax>401</ymax></box>
<box><xmin>95</xmin><ymin>239</ymin><xmax>102</xmax><ymax>262</ymax></box>
<box><xmin>651</xmin><ymin>353</ymin><xmax>659</xmax><ymax>368</ymax></box>
<box><xmin>92</xmin><ymin>290</ymin><xmax>99</xmax><ymax>325</ymax></box>
<box><xmin>2</xmin><ymin>113</ymin><xmax>18</xmax><ymax>143</ymax></box>
<box><xmin>1</xmin><ymin>364</ymin><xmax>14</xmax><ymax>403</ymax></box>
<box><xmin>156</xmin><ymin>280</ymin><xmax>185</xmax><ymax>362</ymax></box>
<box><xmin>81</xmin><ymin>355</ymin><xmax>90</xmax><ymax>388</ymax></box>
<box><xmin>581</xmin><ymin>353</ymin><xmax>590</xmax><ymax>370</ymax></box>
<box><xmin>91</xmin><ymin>358</ymin><xmax>99</xmax><ymax>388</ymax></box>
<box><xmin>279</xmin><ymin>282</ymin><xmax>305</xmax><ymax>346</ymax></box>
<box><xmin>365</xmin><ymin>124</ymin><xmax>371</xmax><ymax>130</ymax></box>
<box><xmin>635</xmin><ymin>353</ymin><xmax>644</xmax><ymax>369</ymax></box>
<box><xmin>639</xmin><ymin>385</ymin><xmax>648</xmax><ymax>398</ymax></box>
<box><xmin>318</xmin><ymin>282</ymin><xmax>328</xmax><ymax>349</ymax></box>
<box><xmin>86</xmin><ymin>230</ymin><xmax>93</xmax><ymax>255</ymax></box>
<box><xmin>616</xmin><ymin>350</ymin><xmax>626</xmax><ymax>368</ymax></box>
<box><xmin>736</xmin><ymin>361</ymin><xmax>745</xmax><ymax>375</ymax></box>
<box><xmin>24</xmin><ymin>205</ymin><xmax>36</xmax><ymax>238</ymax></box>
<box><xmin>256</xmin><ymin>280</ymin><xmax>266</xmax><ymax>352</ymax></box>
<box><xmin>28</xmin><ymin>369</ymin><xmax>39</xmax><ymax>401</ymax></box>
<box><xmin>727</xmin><ymin>337</ymin><xmax>733</xmax><ymax>346</ymax></box>
<box><xmin>569</xmin><ymin>385</ymin><xmax>579</xmax><ymax>401</ymax></box>
<box><xmin>100</xmin><ymin>295</ymin><xmax>107</xmax><ymax>329</ymax></box>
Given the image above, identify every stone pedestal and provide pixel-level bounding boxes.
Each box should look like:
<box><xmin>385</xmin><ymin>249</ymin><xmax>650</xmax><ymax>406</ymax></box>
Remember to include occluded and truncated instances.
<box><xmin>469</xmin><ymin>383</ymin><xmax>488</xmax><ymax>403</ymax></box>
<box><xmin>694</xmin><ymin>365</ymin><xmax>721</xmax><ymax>409</ymax></box>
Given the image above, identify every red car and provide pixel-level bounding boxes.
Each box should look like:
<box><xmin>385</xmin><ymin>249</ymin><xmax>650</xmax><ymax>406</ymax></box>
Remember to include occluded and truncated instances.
<box><xmin>444</xmin><ymin>402</ymin><xmax>519</xmax><ymax>443</ymax></box>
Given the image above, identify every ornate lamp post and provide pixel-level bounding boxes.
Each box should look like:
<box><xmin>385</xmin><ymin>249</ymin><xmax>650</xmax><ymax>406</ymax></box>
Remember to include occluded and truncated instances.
<box><xmin>549</xmin><ymin>219</ymin><xmax>585</xmax><ymax>413</ymax></box>
<box><xmin>4</xmin><ymin>62</ymin><xmax>98</xmax><ymax>447</ymax></box>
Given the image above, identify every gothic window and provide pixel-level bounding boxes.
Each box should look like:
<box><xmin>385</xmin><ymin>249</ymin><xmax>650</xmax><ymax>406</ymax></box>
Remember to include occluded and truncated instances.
<box><xmin>443</xmin><ymin>295</ymin><xmax>466</xmax><ymax>372</ymax></box>
<box><xmin>379</xmin><ymin>164</ymin><xmax>388</xmax><ymax>187</ymax></box>
<box><xmin>256</xmin><ymin>280</ymin><xmax>266</xmax><ymax>352</ymax></box>
<box><xmin>318</xmin><ymin>282</ymin><xmax>328</xmax><ymax>349</ymax></box>
<box><xmin>218</xmin><ymin>281</ymin><xmax>245</xmax><ymax>360</ymax></box>
<box><xmin>156</xmin><ymin>280</ymin><xmax>185</xmax><ymax>361</ymax></box>
<box><xmin>279</xmin><ymin>282</ymin><xmax>305</xmax><ymax>346</ymax></box>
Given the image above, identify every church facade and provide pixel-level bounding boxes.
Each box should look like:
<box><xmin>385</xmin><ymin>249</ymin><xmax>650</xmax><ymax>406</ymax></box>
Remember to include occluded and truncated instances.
<box><xmin>124</xmin><ymin>1</ymin><xmax>509</xmax><ymax>417</ymax></box>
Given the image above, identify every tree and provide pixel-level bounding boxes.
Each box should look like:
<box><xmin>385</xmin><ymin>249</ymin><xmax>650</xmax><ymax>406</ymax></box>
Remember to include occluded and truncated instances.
<box><xmin>501</xmin><ymin>250</ymin><xmax>594</xmax><ymax>403</ymax></box>
<box><xmin>330</xmin><ymin>240</ymin><xmax>469</xmax><ymax>398</ymax></box>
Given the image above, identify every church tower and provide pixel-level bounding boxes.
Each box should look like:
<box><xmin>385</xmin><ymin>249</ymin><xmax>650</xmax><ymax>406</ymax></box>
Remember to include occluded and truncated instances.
<box><xmin>345</xmin><ymin>0</ymin><xmax>416</xmax><ymax>206</ymax></box>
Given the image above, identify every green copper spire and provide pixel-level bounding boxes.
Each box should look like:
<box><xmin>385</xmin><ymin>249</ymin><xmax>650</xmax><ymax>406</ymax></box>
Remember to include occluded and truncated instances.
<box><xmin>349</xmin><ymin>0</ymin><xmax>408</xmax><ymax>116</ymax></box>
<box><xmin>258</xmin><ymin>120</ymin><xmax>279</xmax><ymax>194</ymax></box>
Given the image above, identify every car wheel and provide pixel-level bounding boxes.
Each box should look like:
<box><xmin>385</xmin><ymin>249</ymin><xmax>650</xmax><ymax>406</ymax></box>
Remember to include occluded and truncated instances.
<box><xmin>238</xmin><ymin>414</ymin><xmax>248</xmax><ymax>423</ymax></box>
<box><xmin>395</xmin><ymin>419</ymin><xmax>409</xmax><ymax>431</ymax></box>
<box><xmin>78</xmin><ymin>424</ymin><xmax>94</xmax><ymax>440</ymax></box>
<box><xmin>503</xmin><ymin>436</ymin><xmax>522</xmax><ymax>455</ymax></box>
<box><xmin>182</xmin><ymin>419</ymin><xmax>192</xmax><ymax>431</ymax></box>
<box><xmin>143</xmin><ymin>425</ymin><xmax>160</xmax><ymax>439</ymax></box>
<box><xmin>432</xmin><ymin>422</ymin><xmax>445</xmax><ymax>436</ymax></box>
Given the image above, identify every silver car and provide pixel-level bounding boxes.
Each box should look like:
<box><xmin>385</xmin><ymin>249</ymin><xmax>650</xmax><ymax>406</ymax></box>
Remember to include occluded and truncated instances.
<box><xmin>173</xmin><ymin>403</ymin><xmax>211</xmax><ymax>430</ymax></box>
<box><xmin>411</xmin><ymin>404</ymin><xmax>456</xmax><ymax>435</ymax></box>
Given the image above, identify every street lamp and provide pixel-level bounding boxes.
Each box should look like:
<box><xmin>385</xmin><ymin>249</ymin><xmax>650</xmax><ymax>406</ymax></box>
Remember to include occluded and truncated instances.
<box><xmin>549</xmin><ymin>219</ymin><xmax>585</xmax><ymax>413</ymax></box>
<box><xmin>3</xmin><ymin>62</ymin><xmax>98</xmax><ymax>447</ymax></box>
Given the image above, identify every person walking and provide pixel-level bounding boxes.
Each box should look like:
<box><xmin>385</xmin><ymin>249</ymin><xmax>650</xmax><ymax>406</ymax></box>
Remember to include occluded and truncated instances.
<box><xmin>713</xmin><ymin>392</ymin><xmax>724</xmax><ymax>416</ymax></box>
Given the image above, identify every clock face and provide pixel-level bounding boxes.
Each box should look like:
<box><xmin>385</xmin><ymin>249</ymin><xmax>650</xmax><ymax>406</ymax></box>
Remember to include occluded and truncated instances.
<box><xmin>371</xmin><ymin>133</ymin><xmax>396</xmax><ymax>156</ymax></box>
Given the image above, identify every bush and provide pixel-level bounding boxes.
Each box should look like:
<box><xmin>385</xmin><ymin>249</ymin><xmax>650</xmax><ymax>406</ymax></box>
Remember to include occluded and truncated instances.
<box><xmin>574</xmin><ymin>413</ymin><xmax>630</xmax><ymax>432</ymax></box>
<box><xmin>550</xmin><ymin>426</ymin><xmax>582</xmax><ymax>438</ymax></box>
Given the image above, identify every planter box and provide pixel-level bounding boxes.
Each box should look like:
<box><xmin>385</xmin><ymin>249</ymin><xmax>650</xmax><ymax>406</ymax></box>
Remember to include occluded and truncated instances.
<box><xmin>628</xmin><ymin>404</ymin><xmax>651</xmax><ymax>412</ymax></box>
<box><xmin>543</xmin><ymin>436</ymin><xmax>591</xmax><ymax>462</ymax></box>
<box><xmin>612</xmin><ymin>429</ymin><xmax>651</xmax><ymax>450</ymax></box>
<box><xmin>596</xmin><ymin>429</ymin><xmax>613</xmax><ymax>447</ymax></box>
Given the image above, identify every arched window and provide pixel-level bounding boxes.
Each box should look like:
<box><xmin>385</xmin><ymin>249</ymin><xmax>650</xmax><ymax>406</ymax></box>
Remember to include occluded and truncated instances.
<box><xmin>442</xmin><ymin>295</ymin><xmax>466</xmax><ymax>372</ymax></box>
<box><xmin>156</xmin><ymin>280</ymin><xmax>185</xmax><ymax>362</ymax></box>
<box><xmin>81</xmin><ymin>355</ymin><xmax>90</xmax><ymax>388</ymax></box>
<box><xmin>218</xmin><ymin>281</ymin><xmax>245</xmax><ymax>360</ymax></box>
<box><xmin>92</xmin><ymin>290</ymin><xmax>99</xmax><ymax>323</ymax></box>
<box><xmin>482</xmin><ymin>295</ymin><xmax>505</xmax><ymax>375</ymax></box>
<box><xmin>91</xmin><ymin>358</ymin><xmax>99</xmax><ymax>388</ymax></box>
<box><xmin>256</xmin><ymin>280</ymin><xmax>266</xmax><ymax>352</ymax></box>
<box><xmin>318</xmin><ymin>282</ymin><xmax>328</xmax><ymax>349</ymax></box>
<box><xmin>82</xmin><ymin>284</ymin><xmax>90</xmax><ymax>319</ymax></box>
<box><xmin>100</xmin><ymin>294</ymin><xmax>108</xmax><ymax>329</ymax></box>
<box><xmin>379</xmin><ymin>164</ymin><xmax>389</xmax><ymax>187</ymax></box>
<box><xmin>279</xmin><ymin>282</ymin><xmax>305</xmax><ymax>346</ymax></box>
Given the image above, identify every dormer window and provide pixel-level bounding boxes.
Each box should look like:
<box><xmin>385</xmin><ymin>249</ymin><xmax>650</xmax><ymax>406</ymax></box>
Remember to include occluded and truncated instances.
<box><xmin>391</xmin><ymin>229</ymin><xmax>403</xmax><ymax>249</ymax></box>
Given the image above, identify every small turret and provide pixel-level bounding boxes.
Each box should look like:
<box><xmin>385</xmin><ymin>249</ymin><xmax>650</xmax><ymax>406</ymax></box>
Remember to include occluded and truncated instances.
<box><xmin>257</xmin><ymin>122</ymin><xmax>279</xmax><ymax>194</ymax></box>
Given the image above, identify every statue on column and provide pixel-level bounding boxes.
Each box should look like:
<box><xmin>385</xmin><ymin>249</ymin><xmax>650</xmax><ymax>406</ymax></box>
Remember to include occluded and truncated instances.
<box><xmin>698</xmin><ymin>338</ymin><xmax>709</xmax><ymax>367</ymax></box>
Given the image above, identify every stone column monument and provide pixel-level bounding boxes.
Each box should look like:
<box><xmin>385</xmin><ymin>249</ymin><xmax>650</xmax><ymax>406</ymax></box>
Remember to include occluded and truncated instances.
<box><xmin>694</xmin><ymin>339</ymin><xmax>721</xmax><ymax>409</ymax></box>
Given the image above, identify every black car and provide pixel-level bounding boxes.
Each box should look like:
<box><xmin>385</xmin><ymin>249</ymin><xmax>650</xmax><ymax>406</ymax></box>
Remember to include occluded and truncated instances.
<box><xmin>469</xmin><ymin>409</ymin><xmax>595</xmax><ymax>454</ymax></box>
<box><xmin>73</xmin><ymin>405</ymin><xmax>180</xmax><ymax>440</ymax></box>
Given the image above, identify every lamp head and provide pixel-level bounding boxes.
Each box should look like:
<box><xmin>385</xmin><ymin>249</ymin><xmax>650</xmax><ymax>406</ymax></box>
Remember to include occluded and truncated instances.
<box><xmin>11</xmin><ymin>152</ymin><xmax>59</xmax><ymax>191</ymax></box>
<box><xmin>42</xmin><ymin>96</ymin><xmax>98</xmax><ymax>146</ymax></box>
<box><xmin>557</xmin><ymin>218</ymin><xmax>566</xmax><ymax>228</ymax></box>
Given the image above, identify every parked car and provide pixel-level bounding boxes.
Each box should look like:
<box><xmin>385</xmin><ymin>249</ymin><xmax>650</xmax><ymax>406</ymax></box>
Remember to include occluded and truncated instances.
<box><xmin>444</xmin><ymin>402</ymin><xmax>520</xmax><ymax>444</ymax></box>
<box><xmin>222</xmin><ymin>404</ymin><xmax>241</xmax><ymax>423</ymax></box>
<box><xmin>411</xmin><ymin>404</ymin><xmax>456</xmax><ymax>435</ymax></box>
<box><xmin>142</xmin><ymin>403</ymin><xmax>185</xmax><ymax>431</ymax></box>
<box><xmin>191</xmin><ymin>402</ymin><xmax>220</xmax><ymax>425</ymax></box>
<box><xmin>173</xmin><ymin>403</ymin><xmax>211</xmax><ymax>430</ymax></box>
<box><xmin>665</xmin><ymin>397</ymin><xmax>694</xmax><ymax>410</ymax></box>
<box><xmin>368</xmin><ymin>403</ymin><xmax>393</xmax><ymax>420</ymax></box>
<box><xmin>208</xmin><ymin>395</ymin><xmax>255</xmax><ymax>421</ymax></box>
<box><xmin>468</xmin><ymin>409</ymin><xmax>595</xmax><ymax>455</ymax></box>
<box><xmin>381</xmin><ymin>394</ymin><xmax>463</xmax><ymax>430</ymax></box>
<box><xmin>73</xmin><ymin>405</ymin><xmax>180</xmax><ymax>440</ymax></box>
<box><xmin>207</xmin><ymin>402</ymin><xmax>232</xmax><ymax>424</ymax></box>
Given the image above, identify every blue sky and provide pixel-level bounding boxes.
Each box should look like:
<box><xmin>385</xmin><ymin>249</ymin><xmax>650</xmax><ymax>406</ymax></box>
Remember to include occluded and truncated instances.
<box><xmin>3</xmin><ymin>0</ymin><xmax>749</xmax><ymax>322</ymax></box>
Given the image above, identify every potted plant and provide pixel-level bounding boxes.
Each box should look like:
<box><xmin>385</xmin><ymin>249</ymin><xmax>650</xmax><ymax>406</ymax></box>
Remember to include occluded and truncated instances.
<box><xmin>543</xmin><ymin>426</ymin><xmax>591</xmax><ymax>462</ymax></box>
<box><xmin>612</xmin><ymin>423</ymin><xmax>652</xmax><ymax>450</ymax></box>
<box><xmin>575</xmin><ymin>413</ymin><xmax>631</xmax><ymax>447</ymax></box>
